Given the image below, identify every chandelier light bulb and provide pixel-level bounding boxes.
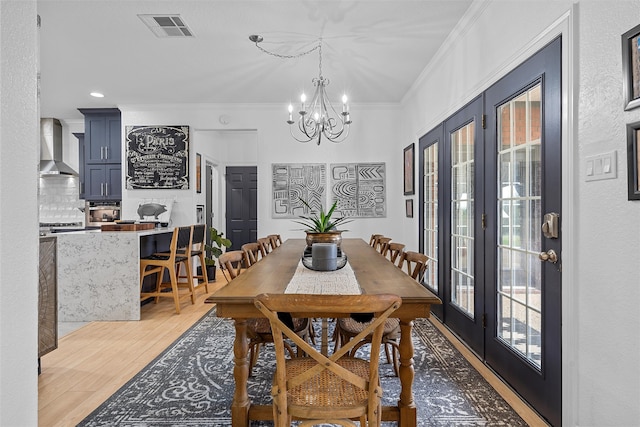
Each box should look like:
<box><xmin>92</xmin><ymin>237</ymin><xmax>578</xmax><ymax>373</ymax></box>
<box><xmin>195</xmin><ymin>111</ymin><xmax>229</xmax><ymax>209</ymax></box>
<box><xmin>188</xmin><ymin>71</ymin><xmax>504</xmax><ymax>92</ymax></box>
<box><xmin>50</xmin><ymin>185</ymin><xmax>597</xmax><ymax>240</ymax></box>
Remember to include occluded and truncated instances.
<box><xmin>287</xmin><ymin>104</ymin><xmax>294</xmax><ymax>123</ymax></box>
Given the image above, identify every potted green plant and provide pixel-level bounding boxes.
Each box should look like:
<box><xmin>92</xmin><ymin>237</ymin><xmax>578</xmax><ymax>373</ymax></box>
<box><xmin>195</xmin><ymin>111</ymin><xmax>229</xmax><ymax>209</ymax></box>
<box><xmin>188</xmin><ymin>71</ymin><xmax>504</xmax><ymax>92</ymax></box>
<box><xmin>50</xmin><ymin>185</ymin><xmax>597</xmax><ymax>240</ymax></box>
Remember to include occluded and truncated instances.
<box><xmin>202</xmin><ymin>226</ymin><xmax>231</xmax><ymax>281</ymax></box>
<box><xmin>294</xmin><ymin>199</ymin><xmax>351</xmax><ymax>247</ymax></box>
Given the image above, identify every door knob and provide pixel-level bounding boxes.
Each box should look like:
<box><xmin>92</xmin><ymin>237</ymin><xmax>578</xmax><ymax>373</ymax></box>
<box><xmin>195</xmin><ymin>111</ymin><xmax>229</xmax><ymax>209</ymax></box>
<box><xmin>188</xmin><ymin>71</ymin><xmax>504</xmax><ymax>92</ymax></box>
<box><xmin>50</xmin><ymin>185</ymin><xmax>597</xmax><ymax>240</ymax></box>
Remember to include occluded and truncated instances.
<box><xmin>539</xmin><ymin>249</ymin><xmax>558</xmax><ymax>263</ymax></box>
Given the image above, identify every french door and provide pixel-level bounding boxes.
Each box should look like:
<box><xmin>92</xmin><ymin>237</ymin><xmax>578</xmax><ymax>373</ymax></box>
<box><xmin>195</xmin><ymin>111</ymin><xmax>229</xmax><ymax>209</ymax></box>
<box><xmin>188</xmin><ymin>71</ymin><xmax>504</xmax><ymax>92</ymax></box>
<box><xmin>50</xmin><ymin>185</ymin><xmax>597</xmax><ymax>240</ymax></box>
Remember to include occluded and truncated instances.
<box><xmin>419</xmin><ymin>37</ymin><xmax>562</xmax><ymax>426</ymax></box>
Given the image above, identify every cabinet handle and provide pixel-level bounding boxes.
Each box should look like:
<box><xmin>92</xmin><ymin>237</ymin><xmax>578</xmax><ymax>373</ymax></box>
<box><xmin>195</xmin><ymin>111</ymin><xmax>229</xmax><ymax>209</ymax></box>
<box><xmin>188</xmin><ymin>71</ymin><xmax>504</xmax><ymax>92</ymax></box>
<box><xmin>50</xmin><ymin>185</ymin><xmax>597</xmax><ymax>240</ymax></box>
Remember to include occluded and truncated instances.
<box><xmin>105</xmin><ymin>182</ymin><xmax>109</xmax><ymax>196</ymax></box>
<box><xmin>100</xmin><ymin>183</ymin><xmax>104</xmax><ymax>196</ymax></box>
<box><xmin>100</xmin><ymin>146</ymin><xmax>104</xmax><ymax>160</ymax></box>
<box><xmin>104</xmin><ymin>146</ymin><xmax>109</xmax><ymax>160</ymax></box>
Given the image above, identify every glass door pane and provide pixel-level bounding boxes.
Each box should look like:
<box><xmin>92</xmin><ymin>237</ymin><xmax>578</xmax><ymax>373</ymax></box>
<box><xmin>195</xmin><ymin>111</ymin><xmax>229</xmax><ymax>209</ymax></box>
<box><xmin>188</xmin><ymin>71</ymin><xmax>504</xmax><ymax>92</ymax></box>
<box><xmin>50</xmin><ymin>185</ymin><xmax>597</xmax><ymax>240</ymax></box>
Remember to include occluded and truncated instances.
<box><xmin>496</xmin><ymin>84</ymin><xmax>542</xmax><ymax>368</ymax></box>
<box><xmin>423</xmin><ymin>143</ymin><xmax>438</xmax><ymax>291</ymax></box>
<box><xmin>451</xmin><ymin>122</ymin><xmax>475</xmax><ymax>317</ymax></box>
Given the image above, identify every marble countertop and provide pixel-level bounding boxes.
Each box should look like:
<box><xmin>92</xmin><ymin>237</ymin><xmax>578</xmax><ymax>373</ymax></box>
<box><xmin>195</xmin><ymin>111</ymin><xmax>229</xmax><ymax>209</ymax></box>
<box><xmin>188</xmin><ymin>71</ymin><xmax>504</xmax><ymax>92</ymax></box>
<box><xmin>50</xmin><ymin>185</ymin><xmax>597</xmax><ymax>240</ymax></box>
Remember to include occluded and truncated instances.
<box><xmin>48</xmin><ymin>227</ymin><xmax>174</xmax><ymax>237</ymax></box>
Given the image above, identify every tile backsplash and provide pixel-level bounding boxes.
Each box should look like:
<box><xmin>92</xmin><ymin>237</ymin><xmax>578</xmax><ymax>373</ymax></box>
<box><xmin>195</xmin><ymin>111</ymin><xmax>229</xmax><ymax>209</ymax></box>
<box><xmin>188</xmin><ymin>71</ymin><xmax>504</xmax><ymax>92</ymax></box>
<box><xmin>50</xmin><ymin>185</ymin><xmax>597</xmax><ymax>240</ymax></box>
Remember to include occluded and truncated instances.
<box><xmin>39</xmin><ymin>176</ymin><xmax>85</xmax><ymax>224</ymax></box>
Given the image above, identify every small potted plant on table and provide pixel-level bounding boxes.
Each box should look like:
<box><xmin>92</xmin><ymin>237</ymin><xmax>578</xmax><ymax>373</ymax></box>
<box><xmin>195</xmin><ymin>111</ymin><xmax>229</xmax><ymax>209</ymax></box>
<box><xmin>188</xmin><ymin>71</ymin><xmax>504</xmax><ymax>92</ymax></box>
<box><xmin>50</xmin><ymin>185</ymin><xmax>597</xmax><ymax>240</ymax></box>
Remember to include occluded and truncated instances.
<box><xmin>294</xmin><ymin>199</ymin><xmax>351</xmax><ymax>247</ymax></box>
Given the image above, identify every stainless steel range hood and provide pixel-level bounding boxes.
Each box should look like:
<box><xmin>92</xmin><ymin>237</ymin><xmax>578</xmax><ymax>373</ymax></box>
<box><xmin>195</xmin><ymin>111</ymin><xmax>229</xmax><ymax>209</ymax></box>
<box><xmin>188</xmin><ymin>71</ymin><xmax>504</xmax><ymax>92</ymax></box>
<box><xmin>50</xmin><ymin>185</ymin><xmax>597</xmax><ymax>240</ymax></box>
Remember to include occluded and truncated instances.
<box><xmin>40</xmin><ymin>118</ymin><xmax>78</xmax><ymax>176</ymax></box>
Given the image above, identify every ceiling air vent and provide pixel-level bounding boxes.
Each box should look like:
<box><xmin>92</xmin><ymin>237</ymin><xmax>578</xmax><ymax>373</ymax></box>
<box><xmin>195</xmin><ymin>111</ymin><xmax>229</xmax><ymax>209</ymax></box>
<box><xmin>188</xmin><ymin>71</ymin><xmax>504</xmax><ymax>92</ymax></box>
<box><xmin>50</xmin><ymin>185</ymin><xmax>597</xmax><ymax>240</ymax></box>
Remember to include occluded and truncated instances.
<box><xmin>138</xmin><ymin>14</ymin><xmax>194</xmax><ymax>38</ymax></box>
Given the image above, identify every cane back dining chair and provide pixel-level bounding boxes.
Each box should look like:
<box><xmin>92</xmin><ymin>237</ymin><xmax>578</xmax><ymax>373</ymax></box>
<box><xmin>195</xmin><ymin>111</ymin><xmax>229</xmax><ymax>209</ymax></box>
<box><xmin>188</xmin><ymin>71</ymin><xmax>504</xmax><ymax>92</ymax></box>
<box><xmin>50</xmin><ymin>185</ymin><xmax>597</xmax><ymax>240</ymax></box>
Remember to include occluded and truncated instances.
<box><xmin>255</xmin><ymin>293</ymin><xmax>401</xmax><ymax>427</ymax></box>
<box><xmin>382</xmin><ymin>242</ymin><xmax>405</xmax><ymax>265</ymax></box>
<box><xmin>398</xmin><ymin>251</ymin><xmax>429</xmax><ymax>281</ymax></box>
<box><xmin>218</xmin><ymin>250</ymin><xmax>244</xmax><ymax>282</ymax></box>
<box><xmin>375</xmin><ymin>237</ymin><xmax>392</xmax><ymax>255</ymax></box>
<box><xmin>336</xmin><ymin>250</ymin><xmax>430</xmax><ymax>377</ymax></box>
<box><xmin>220</xmin><ymin>249</ymin><xmax>310</xmax><ymax>376</ymax></box>
<box><xmin>257</xmin><ymin>237</ymin><xmax>274</xmax><ymax>255</ymax></box>
<box><xmin>268</xmin><ymin>234</ymin><xmax>283</xmax><ymax>249</ymax></box>
<box><xmin>241</xmin><ymin>242</ymin><xmax>266</xmax><ymax>267</ymax></box>
<box><xmin>140</xmin><ymin>226</ymin><xmax>195</xmax><ymax>314</ymax></box>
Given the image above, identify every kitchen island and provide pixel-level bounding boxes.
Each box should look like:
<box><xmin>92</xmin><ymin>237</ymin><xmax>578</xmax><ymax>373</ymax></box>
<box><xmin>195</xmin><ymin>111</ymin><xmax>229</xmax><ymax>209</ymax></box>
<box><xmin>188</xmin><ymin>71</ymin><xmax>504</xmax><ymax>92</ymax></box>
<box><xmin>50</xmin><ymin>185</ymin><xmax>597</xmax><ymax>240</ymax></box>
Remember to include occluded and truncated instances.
<box><xmin>55</xmin><ymin>227</ymin><xmax>174</xmax><ymax>321</ymax></box>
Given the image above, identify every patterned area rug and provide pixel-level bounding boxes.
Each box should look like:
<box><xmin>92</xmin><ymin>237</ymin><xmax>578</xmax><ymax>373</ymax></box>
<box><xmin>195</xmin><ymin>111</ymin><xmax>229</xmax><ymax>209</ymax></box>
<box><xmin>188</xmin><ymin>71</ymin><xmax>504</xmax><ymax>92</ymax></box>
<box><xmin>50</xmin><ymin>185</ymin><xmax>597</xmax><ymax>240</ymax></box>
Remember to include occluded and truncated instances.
<box><xmin>78</xmin><ymin>309</ymin><xmax>526</xmax><ymax>426</ymax></box>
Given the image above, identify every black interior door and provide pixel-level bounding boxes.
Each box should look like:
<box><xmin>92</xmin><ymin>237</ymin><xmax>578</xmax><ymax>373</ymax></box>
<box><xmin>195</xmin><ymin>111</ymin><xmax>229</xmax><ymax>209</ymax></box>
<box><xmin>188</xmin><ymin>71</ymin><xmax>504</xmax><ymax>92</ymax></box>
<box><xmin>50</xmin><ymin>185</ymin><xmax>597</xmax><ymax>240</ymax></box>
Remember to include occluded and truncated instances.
<box><xmin>225</xmin><ymin>166</ymin><xmax>257</xmax><ymax>250</ymax></box>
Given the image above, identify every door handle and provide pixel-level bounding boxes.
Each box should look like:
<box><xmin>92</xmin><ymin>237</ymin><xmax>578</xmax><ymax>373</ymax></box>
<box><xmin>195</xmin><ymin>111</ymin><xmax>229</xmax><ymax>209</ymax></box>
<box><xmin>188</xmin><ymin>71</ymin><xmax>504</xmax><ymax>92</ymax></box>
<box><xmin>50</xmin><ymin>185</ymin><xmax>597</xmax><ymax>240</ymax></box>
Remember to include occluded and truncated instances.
<box><xmin>539</xmin><ymin>249</ymin><xmax>558</xmax><ymax>263</ymax></box>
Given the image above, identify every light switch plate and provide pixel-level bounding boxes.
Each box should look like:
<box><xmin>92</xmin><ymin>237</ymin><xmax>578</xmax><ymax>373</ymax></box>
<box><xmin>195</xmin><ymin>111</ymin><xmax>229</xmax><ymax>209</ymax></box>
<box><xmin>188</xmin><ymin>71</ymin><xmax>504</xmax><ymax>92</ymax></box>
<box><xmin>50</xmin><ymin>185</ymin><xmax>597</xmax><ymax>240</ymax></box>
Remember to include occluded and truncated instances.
<box><xmin>585</xmin><ymin>150</ymin><xmax>617</xmax><ymax>181</ymax></box>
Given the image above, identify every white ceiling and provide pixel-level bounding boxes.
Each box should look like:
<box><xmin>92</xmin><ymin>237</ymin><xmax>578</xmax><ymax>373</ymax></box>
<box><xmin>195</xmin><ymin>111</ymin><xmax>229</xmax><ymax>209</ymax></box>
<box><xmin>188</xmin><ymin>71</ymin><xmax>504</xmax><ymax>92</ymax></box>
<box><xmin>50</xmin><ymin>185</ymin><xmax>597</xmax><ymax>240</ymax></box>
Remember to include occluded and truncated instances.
<box><xmin>37</xmin><ymin>0</ymin><xmax>473</xmax><ymax>120</ymax></box>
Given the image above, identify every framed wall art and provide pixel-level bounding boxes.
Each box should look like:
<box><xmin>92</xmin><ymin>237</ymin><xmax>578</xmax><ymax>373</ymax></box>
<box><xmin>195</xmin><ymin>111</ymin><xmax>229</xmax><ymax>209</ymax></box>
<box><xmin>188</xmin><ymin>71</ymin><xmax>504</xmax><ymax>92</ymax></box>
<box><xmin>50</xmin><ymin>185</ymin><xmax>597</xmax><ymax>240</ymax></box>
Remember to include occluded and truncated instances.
<box><xmin>627</xmin><ymin>121</ymin><xmax>640</xmax><ymax>200</ymax></box>
<box><xmin>330</xmin><ymin>162</ymin><xmax>386</xmax><ymax>218</ymax></box>
<box><xmin>125</xmin><ymin>125</ymin><xmax>190</xmax><ymax>189</ymax></box>
<box><xmin>271</xmin><ymin>163</ymin><xmax>326</xmax><ymax>218</ymax></box>
<box><xmin>622</xmin><ymin>24</ymin><xmax>640</xmax><ymax>111</ymax></box>
<box><xmin>406</xmin><ymin>199</ymin><xmax>414</xmax><ymax>218</ymax></box>
<box><xmin>404</xmin><ymin>143</ymin><xmax>415</xmax><ymax>195</ymax></box>
<box><xmin>196</xmin><ymin>153</ymin><xmax>202</xmax><ymax>193</ymax></box>
<box><xmin>196</xmin><ymin>204</ymin><xmax>205</xmax><ymax>224</ymax></box>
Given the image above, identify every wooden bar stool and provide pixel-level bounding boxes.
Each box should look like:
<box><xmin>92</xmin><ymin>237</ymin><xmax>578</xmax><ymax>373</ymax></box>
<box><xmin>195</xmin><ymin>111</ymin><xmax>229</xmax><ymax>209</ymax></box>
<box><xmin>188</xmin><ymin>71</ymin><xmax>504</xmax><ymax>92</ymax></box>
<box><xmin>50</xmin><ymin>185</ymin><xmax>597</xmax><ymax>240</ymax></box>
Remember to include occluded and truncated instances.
<box><xmin>140</xmin><ymin>226</ymin><xmax>195</xmax><ymax>314</ymax></box>
<box><xmin>177</xmin><ymin>224</ymin><xmax>211</xmax><ymax>294</ymax></box>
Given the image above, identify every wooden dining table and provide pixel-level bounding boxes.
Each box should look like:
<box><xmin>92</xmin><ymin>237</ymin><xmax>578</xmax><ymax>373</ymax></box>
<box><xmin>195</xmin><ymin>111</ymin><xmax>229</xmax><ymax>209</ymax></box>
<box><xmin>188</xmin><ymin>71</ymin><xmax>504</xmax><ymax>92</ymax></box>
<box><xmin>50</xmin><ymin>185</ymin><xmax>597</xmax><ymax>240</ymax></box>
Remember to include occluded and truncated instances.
<box><xmin>205</xmin><ymin>238</ymin><xmax>442</xmax><ymax>427</ymax></box>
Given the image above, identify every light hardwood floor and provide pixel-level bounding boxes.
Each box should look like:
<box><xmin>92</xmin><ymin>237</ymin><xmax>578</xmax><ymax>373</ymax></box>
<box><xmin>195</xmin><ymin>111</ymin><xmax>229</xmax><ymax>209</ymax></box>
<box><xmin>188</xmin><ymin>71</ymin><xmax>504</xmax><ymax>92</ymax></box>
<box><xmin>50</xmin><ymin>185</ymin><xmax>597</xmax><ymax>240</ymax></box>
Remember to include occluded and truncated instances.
<box><xmin>38</xmin><ymin>273</ymin><xmax>547</xmax><ymax>426</ymax></box>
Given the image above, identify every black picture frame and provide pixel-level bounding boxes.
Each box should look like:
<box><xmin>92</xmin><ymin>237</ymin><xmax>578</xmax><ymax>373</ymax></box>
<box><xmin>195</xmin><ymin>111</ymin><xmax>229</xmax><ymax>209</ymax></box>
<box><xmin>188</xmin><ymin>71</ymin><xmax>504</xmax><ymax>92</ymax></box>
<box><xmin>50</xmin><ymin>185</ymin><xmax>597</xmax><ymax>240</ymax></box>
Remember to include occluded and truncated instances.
<box><xmin>196</xmin><ymin>153</ymin><xmax>202</xmax><ymax>193</ymax></box>
<box><xmin>196</xmin><ymin>204</ymin><xmax>205</xmax><ymax>224</ymax></box>
<box><xmin>403</xmin><ymin>143</ymin><xmax>415</xmax><ymax>195</ymax></box>
<box><xmin>622</xmin><ymin>24</ymin><xmax>640</xmax><ymax>111</ymax></box>
<box><xmin>125</xmin><ymin>125</ymin><xmax>190</xmax><ymax>189</ymax></box>
<box><xmin>627</xmin><ymin>121</ymin><xmax>640</xmax><ymax>200</ymax></box>
<box><xmin>405</xmin><ymin>199</ymin><xmax>414</xmax><ymax>218</ymax></box>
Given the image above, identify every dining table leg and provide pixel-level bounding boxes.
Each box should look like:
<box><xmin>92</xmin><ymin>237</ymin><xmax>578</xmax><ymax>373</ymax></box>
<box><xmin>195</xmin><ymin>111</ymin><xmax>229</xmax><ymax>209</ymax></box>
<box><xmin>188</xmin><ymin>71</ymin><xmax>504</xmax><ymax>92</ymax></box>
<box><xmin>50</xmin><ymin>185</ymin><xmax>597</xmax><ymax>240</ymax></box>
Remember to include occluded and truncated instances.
<box><xmin>231</xmin><ymin>318</ymin><xmax>250</xmax><ymax>427</ymax></box>
<box><xmin>397</xmin><ymin>318</ymin><xmax>417</xmax><ymax>427</ymax></box>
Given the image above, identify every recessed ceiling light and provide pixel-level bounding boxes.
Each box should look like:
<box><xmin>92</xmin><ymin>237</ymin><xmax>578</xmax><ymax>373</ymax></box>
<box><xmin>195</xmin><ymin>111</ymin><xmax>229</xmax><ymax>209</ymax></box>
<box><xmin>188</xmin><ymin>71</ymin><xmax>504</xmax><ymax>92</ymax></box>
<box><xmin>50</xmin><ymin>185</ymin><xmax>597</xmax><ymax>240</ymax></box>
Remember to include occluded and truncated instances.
<box><xmin>90</xmin><ymin>92</ymin><xmax>104</xmax><ymax>98</ymax></box>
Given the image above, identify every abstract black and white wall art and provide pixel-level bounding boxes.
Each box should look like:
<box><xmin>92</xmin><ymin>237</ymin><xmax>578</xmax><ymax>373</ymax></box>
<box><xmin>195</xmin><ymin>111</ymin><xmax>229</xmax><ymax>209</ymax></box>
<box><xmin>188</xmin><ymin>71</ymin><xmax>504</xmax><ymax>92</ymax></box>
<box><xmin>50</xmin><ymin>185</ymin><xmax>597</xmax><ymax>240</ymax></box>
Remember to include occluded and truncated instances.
<box><xmin>272</xmin><ymin>163</ymin><xmax>326</xmax><ymax>218</ymax></box>
<box><xmin>330</xmin><ymin>163</ymin><xmax>386</xmax><ymax>218</ymax></box>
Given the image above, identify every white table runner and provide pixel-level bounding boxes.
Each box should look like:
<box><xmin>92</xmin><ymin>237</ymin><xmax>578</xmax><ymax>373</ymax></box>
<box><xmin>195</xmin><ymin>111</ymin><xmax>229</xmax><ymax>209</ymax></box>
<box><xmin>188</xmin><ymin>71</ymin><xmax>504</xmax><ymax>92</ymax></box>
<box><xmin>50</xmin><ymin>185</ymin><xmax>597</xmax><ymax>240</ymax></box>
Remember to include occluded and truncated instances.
<box><xmin>284</xmin><ymin>260</ymin><xmax>362</xmax><ymax>295</ymax></box>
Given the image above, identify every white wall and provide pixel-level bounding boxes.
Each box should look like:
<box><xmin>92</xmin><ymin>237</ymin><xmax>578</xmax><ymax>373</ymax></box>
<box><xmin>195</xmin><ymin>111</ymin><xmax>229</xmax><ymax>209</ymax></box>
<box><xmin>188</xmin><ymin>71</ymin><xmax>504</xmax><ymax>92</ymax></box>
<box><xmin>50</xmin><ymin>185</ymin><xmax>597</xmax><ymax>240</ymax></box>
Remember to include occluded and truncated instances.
<box><xmin>120</xmin><ymin>103</ymin><xmax>404</xmax><ymax>244</ymax></box>
<box><xmin>576</xmin><ymin>2</ymin><xmax>640</xmax><ymax>425</ymax></box>
<box><xmin>0</xmin><ymin>0</ymin><xmax>39</xmax><ymax>424</ymax></box>
<box><xmin>400</xmin><ymin>0</ymin><xmax>640</xmax><ymax>425</ymax></box>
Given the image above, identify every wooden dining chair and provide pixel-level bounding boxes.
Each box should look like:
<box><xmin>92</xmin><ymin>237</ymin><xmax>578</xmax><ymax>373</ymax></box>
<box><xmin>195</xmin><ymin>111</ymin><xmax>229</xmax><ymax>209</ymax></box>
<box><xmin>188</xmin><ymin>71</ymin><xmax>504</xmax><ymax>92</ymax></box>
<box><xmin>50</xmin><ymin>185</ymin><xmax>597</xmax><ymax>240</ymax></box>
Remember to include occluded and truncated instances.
<box><xmin>398</xmin><ymin>251</ymin><xmax>429</xmax><ymax>281</ymax></box>
<box><xmin>368</xmin><ymin>234</ymin><xmax>383</xmax><ymax>247</ymax></box>
<box><xmin>376</xmin><ymin>237</ymin><xmax>392</xmax><ymax>254</ymax></box>
<box><xmin>383</xmin><ymin>242</ymin><xmax>405</xmax><ymax>265</ymax></box>
<box><xmin>257</xmin><ymin>237</ymin><xmax>274</xmax><ymax>255</ymax></box>
<box><xmin>268</xmin><ymin>234</ymin><xmax>283</xmax><ymax>249</ymax></box>
<box><xmin>218</xmin><ymin>250</ymin><xmax>244</xmax><ymax>282</ymax></box>
<box><xmin>140</xmin><ymin>226</ymin><xmax>195</xmax><ymax>314</ymax></box>
<box><xmin>241</xmin><ymin>242</ymin><xmax>266</xmax><ymax>267</ymax></box>
<box><xmin>254</xmin><ymin>293</ymin><xmax>402</xmax><ymax>427</ymax></box>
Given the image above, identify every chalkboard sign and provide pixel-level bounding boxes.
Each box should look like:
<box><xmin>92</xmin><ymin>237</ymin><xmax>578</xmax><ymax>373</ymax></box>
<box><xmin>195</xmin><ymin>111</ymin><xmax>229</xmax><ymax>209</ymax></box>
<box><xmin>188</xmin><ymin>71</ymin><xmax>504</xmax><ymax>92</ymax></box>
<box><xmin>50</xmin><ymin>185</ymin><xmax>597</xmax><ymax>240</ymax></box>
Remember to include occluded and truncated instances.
<box><xmin>125</xmin><ymin>125</ymin><xmax>189</xmax><ymax>189</ymax></box>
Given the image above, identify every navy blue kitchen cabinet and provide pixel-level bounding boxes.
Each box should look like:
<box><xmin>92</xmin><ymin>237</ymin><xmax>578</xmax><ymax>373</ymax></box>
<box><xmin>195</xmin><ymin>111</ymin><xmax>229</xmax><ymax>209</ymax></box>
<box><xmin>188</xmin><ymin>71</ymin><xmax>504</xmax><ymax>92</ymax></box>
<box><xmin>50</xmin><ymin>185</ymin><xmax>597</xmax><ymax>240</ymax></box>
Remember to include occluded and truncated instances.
<box><xmin>85</xmin><ymin>164</ymin><xmax>121</xmax><ymax>201</ymax></box>
<box><xmin>78</xmin><ymin>108</ymin><xmax>122</xmax><ymax>201</ymax></box>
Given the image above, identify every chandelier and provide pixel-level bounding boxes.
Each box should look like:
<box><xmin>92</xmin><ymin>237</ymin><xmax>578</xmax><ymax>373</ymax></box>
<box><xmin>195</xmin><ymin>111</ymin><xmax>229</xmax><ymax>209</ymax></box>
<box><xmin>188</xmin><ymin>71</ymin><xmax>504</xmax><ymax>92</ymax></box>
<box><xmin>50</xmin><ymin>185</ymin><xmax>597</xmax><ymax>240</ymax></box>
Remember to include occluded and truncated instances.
<box><xmin>250</xmin><ymin>35</ymin><xmax>352</xmax><ymax>145</ymax></box>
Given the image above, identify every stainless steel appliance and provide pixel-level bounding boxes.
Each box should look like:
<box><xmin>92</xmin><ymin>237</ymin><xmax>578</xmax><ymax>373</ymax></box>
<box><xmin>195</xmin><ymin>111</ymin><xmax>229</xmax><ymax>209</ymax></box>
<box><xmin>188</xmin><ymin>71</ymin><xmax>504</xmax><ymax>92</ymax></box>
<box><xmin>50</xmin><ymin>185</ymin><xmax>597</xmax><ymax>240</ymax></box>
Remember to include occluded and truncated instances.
<box><xmin>86</xmin><ymin>201</ymin><xmax>121</xmax><ymax>226</ymax></box>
